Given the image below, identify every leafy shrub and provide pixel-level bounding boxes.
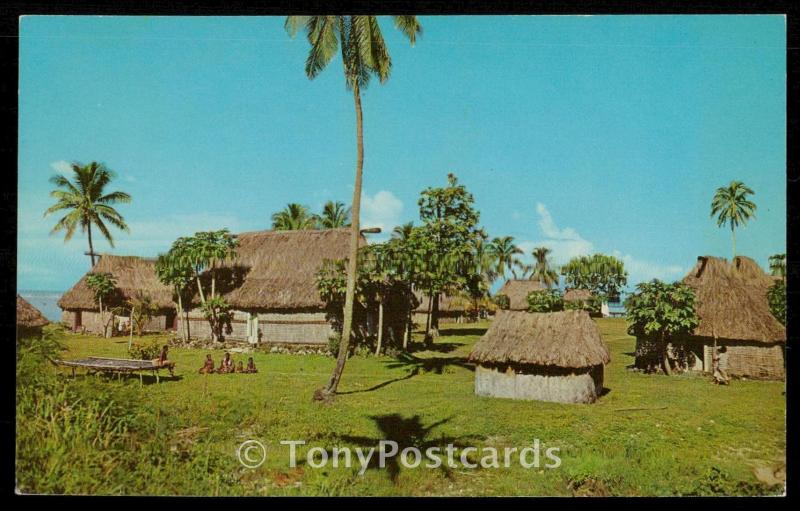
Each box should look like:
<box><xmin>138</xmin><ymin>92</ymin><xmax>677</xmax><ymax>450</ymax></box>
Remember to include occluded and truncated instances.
<box><xmin>767</xmin><ymin>280</ymin><xmax>786</xmax><ymax>326</ymax></box>
<box><xmin>493</xmin><ymin>294</ymin><xmax>510</xmax><ymax>310</ymax></box>
<box><xmin>526</xmin><ymin>289</ymin><xmax>564</xmax><ymax>312</ymax></box>
<box><xmin>128</xmin><ymin>338</ymin><xmax>162</xmax><ymax>360</ymax></box>
<box><xmin>327</xmin><ymin>334</ymin><xmax>342</xmax><ymax>357</ymax></box>
<box><xmin>565</xmin><ymin>295</ymin><xmax>604</xmax><ymax>315</ymax></box>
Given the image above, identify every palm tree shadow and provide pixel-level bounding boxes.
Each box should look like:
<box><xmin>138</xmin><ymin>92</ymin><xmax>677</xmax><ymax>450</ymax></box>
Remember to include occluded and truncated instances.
<box><xmin>384</xmin><ymin>352</ymin><xmax>475</xmax><ymax>375</ymax></box>
<box><xmin>323</xmin><ymin>414</ymin><xmax>483</xmax><ymax>483</ymax></box>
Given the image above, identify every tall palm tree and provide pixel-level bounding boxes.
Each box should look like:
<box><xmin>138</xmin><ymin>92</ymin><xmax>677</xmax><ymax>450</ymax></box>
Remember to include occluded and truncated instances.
<box><xmin>530</xmin><ymin>246</ymin><xmax>559</xmax><ymax>288</ymax></box>
<box><xmin>488</xmin><ymin>236</ymin><xmax>523</xmax><ymax>278</ymax></box>
<box><xmin>318</xmin><ymin>200</ymin><xmax>351</xmax><ymax>229</ymax></box>
<box><xmin>271</xmin><ymin>203</ymin><xmax>317</xmax><ymax>230</ymax></box>
<box><xmin>44</xmin><ymin>162</ymin><xmax>131</xmax><ymax>267</ymax></box>
<box><xmin>286</xmin><ymin>15</ymin><xmax>422</xmax><ymax>399</ymax></box>
<box><xmin>711</xmin><ymin>180</ymin><xmax>756</xmax><ymax>259</ymax></box>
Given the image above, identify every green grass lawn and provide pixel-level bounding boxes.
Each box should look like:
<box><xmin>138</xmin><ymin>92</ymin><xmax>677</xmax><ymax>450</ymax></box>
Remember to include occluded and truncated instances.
<box><xmin>16</xmin><ymin>318</ymin><xmax>785</xmax><ymax>496</ymax></box>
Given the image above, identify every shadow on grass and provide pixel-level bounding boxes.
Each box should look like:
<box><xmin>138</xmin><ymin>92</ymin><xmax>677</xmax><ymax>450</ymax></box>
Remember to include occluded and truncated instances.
<box><xmin>437</xmin><ymin>327</ymin><xmax>488</xmax><ymax>337</ymax></box>
<box><xmin>72</xmin><ymin>371</ymin><xmax>184</xmax><ymax>385</ymax></box>
<box><xmin>309</xmin><ymin>414</ymin><xmax>483</xmax><ymax>483</ymax></box>
<box><xmin>408</xmin><ymin>342</ymin><xmax>463</xmax><ymax>354</ymax></box>
<box><xmin>384</xmin><ymin>352</ymin><xmax>475</xmax><ymax>375</ymax></box>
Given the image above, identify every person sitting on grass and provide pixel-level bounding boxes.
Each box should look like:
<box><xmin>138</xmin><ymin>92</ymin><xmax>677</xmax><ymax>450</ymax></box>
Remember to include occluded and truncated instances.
<box><xmin>235</xmin><ymin>361</ymin><xmax>244</xmax><ymax>373</ymax></box>
<box><xmin>153</xmin><ymin>345</ymin><xmax>175</xmax><ymax>376</ymax></box>
<box><xmin>199</xmin><ymin>354</ymin><xmax>215</xmax><ymax>374</ymax></box>
<box><xmin>245</xmin><ymin>357</ymin><xmax>258</xmax><ymax>374</ymax></box>
<box><xmin>218</xmin><ymin>352</ymin><xmax>234</xmax><ymax>374</ymax></box>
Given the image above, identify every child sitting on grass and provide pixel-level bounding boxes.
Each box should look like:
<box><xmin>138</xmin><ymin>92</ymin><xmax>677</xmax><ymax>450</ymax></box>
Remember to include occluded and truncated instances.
<box><xmin>245</xmin><ymin>357</ymin><xmax>258</xmax><ymax>374</ymax></box>
<box><xmin>199</xmin><ymin>354</ymin><xmax>215</xmax><ymax>374</ymax></box>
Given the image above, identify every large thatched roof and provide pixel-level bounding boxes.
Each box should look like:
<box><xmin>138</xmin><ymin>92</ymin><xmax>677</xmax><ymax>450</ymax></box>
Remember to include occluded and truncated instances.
<box><xmin>682</xmin><ymin>256</ymin><xmax>785</xmax><ymax>343</ymax></box>
<box><xmin>220</xmin><ymin>228</ymin><xmax>361</xmax><ymax>309</ymax></box>
<box><xmin>563</xmin><ymin>288</ymin><xmax>593</xmax><ymax>302</ymax></box>
<box><xmin>496</xmin><ymin>280</ymin><xmax>546</xmax><ymax>310</ymax></box>
<box><xmin>17</xmin><ymin>295</ymin><xmax>49</xmax><ymax>328</ymax></box>
<box><xmin>470</xmin><ymin>310</ymin><xmax>610</xmax><ymax>368</ymax></box>
<box><xmin>59</xmin><ymin>255</ymin><xmax>174</xmax><ymax>310</ymax></box>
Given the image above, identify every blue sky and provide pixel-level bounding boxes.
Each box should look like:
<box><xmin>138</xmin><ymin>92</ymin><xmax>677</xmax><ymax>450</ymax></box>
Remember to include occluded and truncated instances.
<box><xmin>18</xmin><ymin>15</ymin><xmax>786</xmax><ymax>292</ymax></box>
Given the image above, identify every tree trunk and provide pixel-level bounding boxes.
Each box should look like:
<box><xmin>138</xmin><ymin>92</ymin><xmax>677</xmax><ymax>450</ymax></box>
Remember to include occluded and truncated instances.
<box><xmin>424</xmin><ymin>290</ymin><xmax>433</xmax><ymax>339</ymax></box>
<box><xmin>430</xmin><ymin>292</ymin><xmax>440</xmax><ymax>340</ymax></box>
<box><xmin>660</xmin><ymin>332</ymin><xmax>672</xmax><ymax>375</ymax></box>
<box><xmin>128</xmin><ymin>306</ymin><xmax>134</xmax><ymax>350</ymax></box>
<box><xmin>319</xmin><ymin>82</ymin><xmax>364</xmax><ymax>399</ymax></box>
<box><xmin>196</xmin><ymin>275</ymin><xmax>206</xmax><ymax>305</ymax></box>
<box><xmin>177</xmin><ymin>293</ymin><xmax>185</xmax><ymax>341</ymax></box>
<box><xmin>375</xmin><ymin>296</ymin><xmax>384</xmax><ymax>356</ymax></box>
<box><xmin>87</xmin><ymin>222</ymin><xmax>96</xmax><ymax>267</ymax></box>
<box><xmin>731</xmin><ymin>225</ymin><xmax>736</xmax><ymax>260</ymax></box>
<box><xmin>404</xmin><ymin>305</ymin><xmax>411</xmax><ymax>350</ymax></box>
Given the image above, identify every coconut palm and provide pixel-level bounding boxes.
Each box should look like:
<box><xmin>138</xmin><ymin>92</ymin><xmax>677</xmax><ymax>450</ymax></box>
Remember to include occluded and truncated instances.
<box><xmin>711</xmin><ymin>181</ymin><xmax>756</xmax><ymax>259</ymax></box>
<box><xmin>44</xmin><ymin>162</ymin><xmax>132</xmax><ymax>267</ymax></box>
<box><xmin>271</xmin><ymin>203</ymin><xmax>317</xmax><ymax>231</ymax></box>
<box><xmin>318</xmin><ymin>200</ymin><xmax>351</xmax><ymax>229</ymax></box>
<box><xmin>530</xmin><ymin>246</ymin><xmax>559</xmax><ymax>288</ymax></box>
<box><xmin>392</xmin><ymin>222</ymin><xmax>414</xmax><ymax>242</ymax></box>
<box><xmin>488</xmin><ymin>236</ymin><xmax>523</xmax><ymax>278</ymax></box>
<box><xmin>286</xmin><ymin>15</ymin><xmax>422</xmax><ymax>399</ymax></box>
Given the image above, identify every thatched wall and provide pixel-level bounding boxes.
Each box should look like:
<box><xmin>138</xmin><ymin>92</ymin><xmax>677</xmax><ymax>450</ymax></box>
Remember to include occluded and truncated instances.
<box><xmin>474</xmin><ymin>364</ymin><xmax>604</xmax><ymax>404</ymax></box>
<box><xmin>496</xmin><ymin>280</ymin><xmax>546</xmax><ymax>310</ymax></box>
<box><xmin>180</xmin><ymin>309</ymin><xmax>335</xmax><ymax>345</ymax></box>
<box><xmin>61</xmin><ymin>309</ymin><xmax>168</xmax><ymax>335</ymax></box>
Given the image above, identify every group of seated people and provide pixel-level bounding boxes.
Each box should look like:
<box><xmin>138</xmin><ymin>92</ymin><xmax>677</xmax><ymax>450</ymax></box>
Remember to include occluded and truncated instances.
<box><xmin>198</xmin><ymin>352</ymin><xmax>257</xmax><ymax>374</ymax></box>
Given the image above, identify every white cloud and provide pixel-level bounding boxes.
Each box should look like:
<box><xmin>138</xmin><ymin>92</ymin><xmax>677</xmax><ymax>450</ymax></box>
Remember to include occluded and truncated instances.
<box><xmin>50</xmin><ymin>160</ymin><xmax>72</xmax><ymax>175</ymax></box>
<box><xmin>360</xmin><ymin>190</ymin><xmax>403</xmax><ymax>241</ymax></box>
<box><xmin>515</xmin><ymin>203</ymin><xmax>685</xmax><ymax>287</ymax></box>
<box><xmin>123</xmin><ymin>174</ymin><xmax>136</xmax><ymax>183</ymax></box>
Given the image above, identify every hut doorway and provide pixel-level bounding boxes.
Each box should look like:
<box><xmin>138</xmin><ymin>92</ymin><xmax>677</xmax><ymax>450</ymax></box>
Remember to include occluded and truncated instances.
<box><xmin>74</xmin><ymin>310</ymin><xmax>82</xmax><ymax>331</ymax></box>
<box><xmin>165</xmin><ymin>311</ymin><xmax>177</xmax><ymax>331</ymax></box>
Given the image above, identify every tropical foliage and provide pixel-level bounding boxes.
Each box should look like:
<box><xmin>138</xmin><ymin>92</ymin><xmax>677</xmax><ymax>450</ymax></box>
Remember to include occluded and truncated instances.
<box><xmin>561</xmin><ymin>254</ymin><xmax>627</xmax><ymax>299</ymax></box>
<box><xmin>526</xmin><ymin>289</ymin><xmax>564</xmax><ymax>313</ymax></box>
<box><xmin>155</xmin><ymin>251</ymin><xmax>195</xmax><ymax>341</ymax></box>
<box><xmin>767</xmin><ymin>280</ymin><xmax>786</xmax><ymax>326</ymax></box>
<box><xmin>44</xmin><ymin>161</ymin><xmax>131</xmax><ymax>267</ymax></box>
<box><xmin>494</xmin><ymin>294</ymin><xmax>510</xmax><ymax>310</ymax></box>
<box><xmin>271</xmin><ymin>203</ymin><xmax>318</xmax><ymax>231</ymax></box>
<box><xmin>768</xmin><ymin>253</ymin><xmax>786</xmax><ymax>280</ymax></box>
<box><xmin>625</xmin><ymin>280</ymin><xmax>699</xmax><ymax>375</ymax></box>
<box><xmin>488</xmin><ymin>236</ymin><xmax>522</xmax><ymax>278</ymax></box>
<box><xmin>85</xmin><ymin>272</ymin><xmax>117</xmax><ymax>338</ymax></box>
<box><xmin>710</xmin><ymin>180</ymin><xmax>756</xmax><ymax>259</ymax></box>
<box><xmin>530</xmin><ymin>246</ymin><xmax>559</xmax><ymax>288</ymax></box>
<box><xmin>126</xmin><ymin>292</ymin><xmax>156</xmax><ymax>337</ymax></box>
<box><xmin>318</xmin><ymin>200</ymin><xmax>351</xmax><ymax>228</ymax></box>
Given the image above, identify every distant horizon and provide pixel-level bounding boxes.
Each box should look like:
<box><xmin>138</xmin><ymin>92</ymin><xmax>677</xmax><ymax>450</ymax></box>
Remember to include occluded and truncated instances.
<box><xmin>18</xmin><ymin>15</ymin><xmax>786</xmax><ymax>292</ymax></box>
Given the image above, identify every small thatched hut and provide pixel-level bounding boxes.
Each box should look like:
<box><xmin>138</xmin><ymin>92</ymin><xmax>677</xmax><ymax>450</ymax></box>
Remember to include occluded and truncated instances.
<box><xmin>496</xmin><ymin>280</ymin><xmax>547</xmax><ymax>311</ymax></box>
<box><xmin>469</xmin><ymin>310</ymin><xmax>610</xmax><ymax>404</ymax></box>
<box><xmin>635</xmin><ymin>256</ymin><xmax>786</xmax><ymax>379</ymax></box>
<box><xmin>58</xmin><ymin>255</ymin><xmax>175</xmax><ymax>334</ymax></box>
<box><xmin>412</xmin><ymin>292</ymin><xmax>472</xmax><ymax>325</ymax></box>
<box><xmin>17</xmin><ymin>295</ymin><xmax>50</xmax><ymax>339</ymax></box>
<box><xmin>563</xmin><ymin>288</ymin><xmax>592</xmax><ymax>303</ymax></box>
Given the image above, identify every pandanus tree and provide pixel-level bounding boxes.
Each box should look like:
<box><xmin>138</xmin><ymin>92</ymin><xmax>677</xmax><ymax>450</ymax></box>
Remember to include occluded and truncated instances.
<box><xmin>286</xmin><ymin>15</ymin><xmax>422</xmax><ymax>399</ymax></box>
<box><xmin>44</xmin><ymin>161</ymin><xmax>131</xmax><ymax>267</ymax></box>
<box><xmin>319</xmin><ymin>200</ymin><xmax>351</xmax><ymax>229</ymax></box>
<box><xmin>769</xmin><ymin>253</ymin><xmax>786</xmax><ymax>282</ymax></box>
<box><xmin>711</xmin><ymin>180</ymin><xmax>756</xmax><ymax>259</ymax></box>
<box><xmin>271</xmin><ymin>203</ymin><xmax>318</xmax><ymax>231</ymax></box>
<box><xmin>85</xmin><ymin>272</ymin><xmax>117</xmax><ymax>338</ymax></box>
<box><xmin>155</xmin><ymin>251</ymin><xmax>194</xmax><ymax>341</ymax></box>
<box><xmin>530</xmin><ymin>246</ymin><xmax>559</xmax><ymax>288</ymax></box>
<box><xmin>561</xmin><ymin>253</ymin><xmax>627</xmax><ymax>300</ymax></box>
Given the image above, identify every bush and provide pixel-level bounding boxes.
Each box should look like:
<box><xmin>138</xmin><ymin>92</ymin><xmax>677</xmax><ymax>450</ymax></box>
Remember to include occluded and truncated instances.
<box><xmin>493</xmin><ymin>294</ymin><xmax>510</xmax><ymax>310</ymax></box>
<box><xmin>767</xmin><ymin>280</ymin><xmax>786</xmax><ymax>326</ymax></box>
<box><xmin>327</xmin><ymin>334</ymin><xmax>342</xmax><ymax>357</ymax></box>
<box><xmin>565</xmin><ymin>295</ymin><xmax>603</xmax><ymax>316</ymax></box>
<box><xmin>526</xmin><ymin>289</ymin><xmax>564</xmax><ymax>312</ymax></box>
<box><xmin>128</xmin><ymin>338</ymin><xmax>162</xmax><ymax>360</ymax></box>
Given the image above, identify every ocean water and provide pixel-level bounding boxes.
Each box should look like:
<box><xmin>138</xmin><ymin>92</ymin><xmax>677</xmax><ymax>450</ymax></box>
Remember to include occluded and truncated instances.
<box><xmin>18</xmin><ymin>290</ymin><xmax>64</xmax><ymax>322</ymax></box>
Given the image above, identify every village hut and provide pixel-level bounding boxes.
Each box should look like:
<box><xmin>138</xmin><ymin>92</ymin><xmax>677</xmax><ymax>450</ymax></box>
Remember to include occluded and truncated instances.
<box><xmin>495</xmin><ymin>280</ymin><xmax>547</xmax><ymax>311</ymax></box>
<box><xmin>635</xmin><ymin>256</ymin><xmax>786</xmax><ymax>379</ymax></box>
<box><xmin>469</xmin><ymin>310</ymin><xmax>610</xmax><ymax>404</ymax></box>
<box><xmin>412</xmin><ymin>292</ymin><xmax>473</xmax><ymax>325</ymax></box>
<box><xmin>58</xmin><ymin>255</ymin><xmax>175</xmax><ymax>334</ymax></box>
<box><xmin>181</xmin><ymin>228</ymin><xmax>408</xmax><ymax>346</ymax></box>
<box><xmin>563</xmin><ymin>288</ymin><xmax>609</xmax><ymax>317</ymax></box>
<box><xmin>17</xmin><ymin>295</ymin><xmax>50</xmax><ymax>339</ymax></box>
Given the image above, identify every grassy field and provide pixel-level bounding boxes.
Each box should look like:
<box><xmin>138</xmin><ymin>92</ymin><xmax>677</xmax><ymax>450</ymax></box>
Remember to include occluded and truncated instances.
<box><xmin>16</xmin><ymin>318</ymin><xmax>785</xmax><ymax>496</ymax></box>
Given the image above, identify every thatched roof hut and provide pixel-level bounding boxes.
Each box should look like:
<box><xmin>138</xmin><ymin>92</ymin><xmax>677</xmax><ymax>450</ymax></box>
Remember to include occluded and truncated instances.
<box><xmin>17</xmin><ymin>295</ymin><xmax>49</xmax><ymax>330</ymax></box>
<box><xmin>635</xmin><ymin>255</ymin><xmax>785</xmax><ymax>380</ymax></box>
<box><xmin>58</xmin><ymin>255</ymin><xmax>174</xmax><ymax>311</ymax></box>
<box><xmin>413</xmin><ymin>291</ymin><xmax>471</xmax><ymax>314</ymax></box>
<box><xmin>563</xmin><ymin>288</ymin><xmax>593</xmax><ymax>303</ymax></box>
<box><xmin>682</xmin><ymin>256</ymin><xmax>785</xmax><ymax>343</ymax></box>
<box><xmin>469</xmin><ymin>310</ymin><xmax>609</xmax><ymax>403</ymax></box>
<box><xmin>496</xmin><ymin>280</ymin><xmax>546</xmax><ymax>311</ymax></box>
<box><xmin>217</xmin><ymin>228</ymin><xmax>362</xmax><ymax>310</ymax></box>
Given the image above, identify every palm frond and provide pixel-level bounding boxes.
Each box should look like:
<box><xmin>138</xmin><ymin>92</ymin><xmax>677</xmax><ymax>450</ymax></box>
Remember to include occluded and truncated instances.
<box><xmin>393</xmin><ymin>15</ymin><xmax>422</xmax><ymax>46</ymax></box>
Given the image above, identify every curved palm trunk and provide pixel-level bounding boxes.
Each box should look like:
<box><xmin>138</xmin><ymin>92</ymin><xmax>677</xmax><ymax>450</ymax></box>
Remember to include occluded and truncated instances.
<box><xmin>87</xmin><ymin>223</ymin><xmax>96</xmax><ymax>267</ymax></box>
<box><xmin>731</xmin><ymin>225</ymin><xmax>736</xmax><ymax>259</ymax></box>
<box><xmin>321</xmin><ymin>83</ymin><xmax>364</xmax><ymax>398</ymax></box>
